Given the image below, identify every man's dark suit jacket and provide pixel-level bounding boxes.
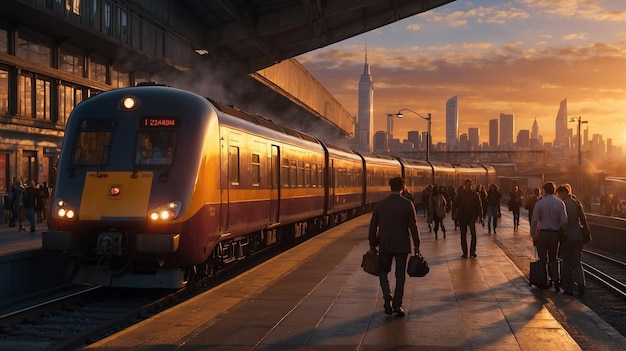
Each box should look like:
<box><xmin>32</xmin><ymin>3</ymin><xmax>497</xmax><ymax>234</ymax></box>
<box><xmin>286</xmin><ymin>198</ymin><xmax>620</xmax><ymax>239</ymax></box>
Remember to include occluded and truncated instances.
<box><xmin>368</xmin><ymin>193</ymin><xmax>420</xmax><ymax>254</ymax></box>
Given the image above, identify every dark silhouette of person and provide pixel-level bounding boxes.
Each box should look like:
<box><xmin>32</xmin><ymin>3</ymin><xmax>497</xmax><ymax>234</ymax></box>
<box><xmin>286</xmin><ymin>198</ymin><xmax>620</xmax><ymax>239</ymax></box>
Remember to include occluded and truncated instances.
<box><xmin>368</xmin><ymin>177</ymin><xmax>421</xmax><ymax>317</ymax></box>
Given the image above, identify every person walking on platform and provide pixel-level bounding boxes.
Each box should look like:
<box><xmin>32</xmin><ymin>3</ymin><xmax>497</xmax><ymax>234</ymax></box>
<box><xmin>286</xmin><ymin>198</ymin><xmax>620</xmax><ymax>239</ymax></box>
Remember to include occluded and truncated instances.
<box><xmin>429</xmin><ymin>185</ymin><xmax>447</xmax><ymax>239</ymax></box>
<box><xmin>25</xmin><ymin>180</ymin><xmax>38</xmax><ymax>232</ymax></box>
<box><xmin>530</xmin><ymin>181</ymin><xmax>567</xmax><ymax>292</ymax></box>
<box><xmin>556</xmin><ymin>184</ymin><xmax>589</xmax><ymax>296</ymax></box>
<box><xmin>509</xmin><ymin>185</ymin><xmax>523</xmax><ymax>230</ymax></box>
<box><xmin>453</xmin><ymin>179</ymin><xmax>482</xmax><ymax>258</ymax></box>
<box><xmin>369</xmin><ymin>177</ymin><xmax>421</xmax><ymax>317</ymax></box>
<box><xmin>525</xmin><ymin>187</ymin><xmax>541</xmax><ymax>222</ymax></box>
<box><xmin>486</xmin><ymin>184</ymin><xmax>502</xmax><ymax>234</ymax></box>
<box><xmin>15</xmin><ymin>181</ymin><xmax>28</xmax><ymax>232</ymax></box>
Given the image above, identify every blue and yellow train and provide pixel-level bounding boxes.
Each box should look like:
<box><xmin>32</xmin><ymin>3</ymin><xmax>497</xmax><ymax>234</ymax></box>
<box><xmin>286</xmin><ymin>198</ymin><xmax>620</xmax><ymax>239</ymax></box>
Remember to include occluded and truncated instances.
<box><xmin>43</xmin><ymin>84</ymin><xmax>495</xmax><ymax>288</ymax></box>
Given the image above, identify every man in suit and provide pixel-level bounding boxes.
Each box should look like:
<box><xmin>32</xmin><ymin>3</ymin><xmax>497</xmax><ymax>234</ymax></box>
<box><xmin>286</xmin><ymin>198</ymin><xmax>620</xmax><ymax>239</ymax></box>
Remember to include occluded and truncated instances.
<box><xmin>454</xmin><ymin>179</ymin><xmax>482</xmax><ymax>258</ymax></box>
<box><xmin>369</xmin><ymin>177</ymin><xmax>421</xmax><ymax>316</ymax></box>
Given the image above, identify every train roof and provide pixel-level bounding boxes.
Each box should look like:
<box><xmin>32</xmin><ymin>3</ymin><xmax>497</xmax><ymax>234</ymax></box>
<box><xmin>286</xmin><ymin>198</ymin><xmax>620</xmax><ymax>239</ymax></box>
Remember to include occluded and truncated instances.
<box><xmin>206</xmin><ymin>97</ymin><xmax>319</xmax><ymax>144</ymax></box>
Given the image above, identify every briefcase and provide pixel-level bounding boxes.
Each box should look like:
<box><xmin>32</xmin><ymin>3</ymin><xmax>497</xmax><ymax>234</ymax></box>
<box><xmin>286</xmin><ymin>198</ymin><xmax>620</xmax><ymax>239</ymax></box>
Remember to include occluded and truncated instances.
<box><xmin>361</xmin><ymin>249</ymin><xmax>380</xmax><ymax>276</ymax></box>
<box><xmin>529</xmin><ymin>248</ymin><xmax>548</xmax><ymax>288</ymax></box>
<box><xmin>407</xmin><ymin>253</ymin><xmax>429</xmax><ymax>277</ymax></box>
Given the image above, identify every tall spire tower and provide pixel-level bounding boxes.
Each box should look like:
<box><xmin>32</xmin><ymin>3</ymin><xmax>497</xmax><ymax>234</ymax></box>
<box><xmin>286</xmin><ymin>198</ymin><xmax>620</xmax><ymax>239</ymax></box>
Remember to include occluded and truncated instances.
<box><xmin>356</xmin><ymin>46</ymin><xmax>374</xmax><ymax>152</ymax></box>
<box><xmin>554</xmin><ymin>98</ymin><xmax>568</xmax><ymax>146</ymax></box>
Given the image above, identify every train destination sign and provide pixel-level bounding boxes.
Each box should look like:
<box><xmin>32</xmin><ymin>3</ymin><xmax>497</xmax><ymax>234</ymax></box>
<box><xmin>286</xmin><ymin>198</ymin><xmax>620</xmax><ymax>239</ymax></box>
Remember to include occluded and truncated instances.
<box><xmin>141</xmin><ymin>117</ymin><xmax>180</xmax><ymax>128</ymax></box>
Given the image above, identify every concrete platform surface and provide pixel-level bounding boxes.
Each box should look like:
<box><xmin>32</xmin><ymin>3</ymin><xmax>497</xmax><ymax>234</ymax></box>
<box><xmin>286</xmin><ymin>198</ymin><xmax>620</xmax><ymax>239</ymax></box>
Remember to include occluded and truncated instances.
<box><xmin>82</xmin><ymin>210</ymin><xmax>626</xmax><ymax>351</ymax></box>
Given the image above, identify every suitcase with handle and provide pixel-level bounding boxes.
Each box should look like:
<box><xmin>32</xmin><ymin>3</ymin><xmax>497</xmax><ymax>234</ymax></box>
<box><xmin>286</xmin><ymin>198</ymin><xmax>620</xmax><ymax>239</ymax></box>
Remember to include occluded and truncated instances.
<box><xmin>529</xmin><ymin>247</ymin><xmax>548</xmax><ymax>289</ymax></box>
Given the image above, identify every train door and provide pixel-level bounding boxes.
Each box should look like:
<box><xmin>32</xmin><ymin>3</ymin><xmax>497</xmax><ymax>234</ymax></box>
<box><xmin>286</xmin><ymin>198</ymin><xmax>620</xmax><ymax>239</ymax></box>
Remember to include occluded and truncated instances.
<box><xmin>328</xmin><ymin>159</ymin><xmax>335</xmax><ymax>211</ymax></box>
<box><xmin>270</xmin><ymin>145</ymin><xmax>279</xmax><ymax>224</ymax></box>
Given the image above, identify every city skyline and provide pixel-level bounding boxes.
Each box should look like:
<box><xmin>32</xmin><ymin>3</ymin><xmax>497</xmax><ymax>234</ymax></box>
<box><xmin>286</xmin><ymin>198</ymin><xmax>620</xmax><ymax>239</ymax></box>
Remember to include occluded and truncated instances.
<box><xmin>297</xmin><ymin>0</ymin><xmax>626</xmax><ymax>148</ymax></box>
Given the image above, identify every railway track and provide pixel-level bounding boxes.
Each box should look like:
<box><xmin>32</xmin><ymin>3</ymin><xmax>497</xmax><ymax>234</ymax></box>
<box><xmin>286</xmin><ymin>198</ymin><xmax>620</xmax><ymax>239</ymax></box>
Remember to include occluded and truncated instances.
<box><xmin>0</xmin><ymin>234</ymin><xmax>298</xmax><ymax>350</ymax></box>
<box><xmin>0</xmin><ymin>283</ymin><xmax>182</xmax><ymax>350</ymax></box>
<box><xmin>582</xmin><ymin>248</ymin><xmax>626</xmax><ymax>298</ymax></box>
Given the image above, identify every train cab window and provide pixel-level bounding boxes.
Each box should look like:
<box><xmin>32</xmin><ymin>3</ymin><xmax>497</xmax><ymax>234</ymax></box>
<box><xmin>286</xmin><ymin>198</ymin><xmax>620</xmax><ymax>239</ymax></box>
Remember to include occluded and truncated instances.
<box><xmin>251</xmin><ymin>154</ymin><xmax>260</xmax><ymax>186</ymax></box>
<box><xmin>134</xmin><ymin>131</ymin><xmax>178</xmax><ymax>166</ymax></box>
<box><xmin>229</xmin><ymin>146</ymin><xmax>240</xmax><ymax>185</ymax></box>
<box><xmin>71</xmin><ymin>119</ymin><xmax>113</xmax><ymax>166</ymax></box>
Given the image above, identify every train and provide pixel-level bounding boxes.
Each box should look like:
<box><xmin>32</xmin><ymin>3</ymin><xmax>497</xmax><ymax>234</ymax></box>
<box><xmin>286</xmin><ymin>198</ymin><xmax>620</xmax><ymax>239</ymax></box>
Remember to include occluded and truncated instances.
<box><xmin>43</xmin><ymin>84</ymin><xmax>495</xmax><ymax>288</ymax></box>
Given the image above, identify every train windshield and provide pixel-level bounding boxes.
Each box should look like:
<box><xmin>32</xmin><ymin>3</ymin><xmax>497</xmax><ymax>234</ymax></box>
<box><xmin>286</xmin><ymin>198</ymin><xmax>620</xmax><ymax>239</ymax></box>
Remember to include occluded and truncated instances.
<box><xmin>134</xmin><ymin>131</ymin><xmax>178</xmax><ymax>167</ymax></box>
<box><xmin>71</xmin><ymin>119</ymin><xmax>113</xmax><ymax>167</ymax></box>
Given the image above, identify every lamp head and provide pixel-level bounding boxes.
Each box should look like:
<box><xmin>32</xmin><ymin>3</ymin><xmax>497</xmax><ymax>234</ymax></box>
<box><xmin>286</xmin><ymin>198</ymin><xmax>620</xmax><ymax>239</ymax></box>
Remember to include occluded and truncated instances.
<box><xmin>396</xmin><ymin>112</ymin><xmax>404</xmax><ymax>118</ymax></box>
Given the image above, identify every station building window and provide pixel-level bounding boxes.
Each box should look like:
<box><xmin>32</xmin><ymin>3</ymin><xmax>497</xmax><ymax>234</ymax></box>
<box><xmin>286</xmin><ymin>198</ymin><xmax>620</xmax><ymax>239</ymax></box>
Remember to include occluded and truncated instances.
<box><xmin>0</xmin><ymin>28</ymin><xmax>6</xmax><ymax>53</ymax></box>
<box><xmin>35</xmin><ymin>77</ymin><xmax>51</xmax><ymax>120</ymax></box>
<box><xmin>59</xmin><ymin>83</ymin><xmax>83</xmax><ymax>124</ymax></box>
<box><xmin>19</xmin><ymin>74</ymin><xmax>33</xmax><ymax>118</ymax></box>
<box><xmin>16</xmin><ymin>32</ymin><xmax>52</xmax><ymax>67</ymax></box>
<box><xmin>65</xmin><ymin>0</ymin><xmax>81</xmax><ymax>15</ymax></box>
<box><xmin>19</xmin><ymin>73</ymin><xmax>52</xmax><ymax>120</ymax></box>
<box><xmin>59</xmin><ymin>47</ymin><xmax>85</xmax><ymax>77</ymax></box>
<box><xmin>111</xmin><ymin>66</ymin><xmax>129</xmax><ymax>88</ymax></box>
<box><xmin>0</xmin><ymin>68</ymin><xmax>7</xmax><ymax>114</ymax></box>
<box><xmin>89</xmin><ymin>57</ymin><xmax>107</xmax><ymax>84</ymax></box>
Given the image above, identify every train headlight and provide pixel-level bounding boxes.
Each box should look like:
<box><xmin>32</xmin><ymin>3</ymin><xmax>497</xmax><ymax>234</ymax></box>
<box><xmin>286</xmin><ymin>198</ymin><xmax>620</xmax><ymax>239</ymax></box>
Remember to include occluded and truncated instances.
<box><xmin>149</xmin><ymin>201</ymin><xmax>182</xmax><ymax>222</ymax></box>
<box><xmin>119</xmin><ymin>95</ymin><xmax>141</xmax><ymax>111</ymax></box>
<box><xmin>55</xmin><ymin>199</ymin><xmax>77</xmax><ymax>220</ymax></box>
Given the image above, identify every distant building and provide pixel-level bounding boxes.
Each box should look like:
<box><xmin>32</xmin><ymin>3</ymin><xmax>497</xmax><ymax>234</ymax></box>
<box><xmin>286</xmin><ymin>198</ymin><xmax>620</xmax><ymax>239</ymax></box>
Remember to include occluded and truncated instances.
<box><xmin>468</xmin><ymin>127</ymin><xmax>480</xmax><ymax>150</ymax></box>
<box><xmin>554</xmin><ymin>98</ymin><xmax>568</xmax><ymax>147</ymax></box>
<box><xmin>489</xmin><ymin>119</ymin><xmax>498</xmax><ymax>149</ymax></box>
<box><xmin>357</xmin><ymin>50</ymin><xmax>374</xmax><ymax>152</ymax></box>
<box><xmin>517</xmin><ymin>130</ymin><xmax>530</xmax><ymax>149</ymax></box>
<box><xmin>500</xmin><ymin>113</ymin><xmax>514</xmax><ymax>148</ymax></box>
<box><xmin>373</xmin><ymin>131</ymin><xmax>387</xmax><ymax>154</ymax></box>
<box><xmin>446</xmin><ymin>96</ymin><xmax>458</xmax><ymax>150</ymax></box>
<box><xmin>407</xmin><ymin>131</ymin><xmax>420</xmax><ymax>149</ymax></box>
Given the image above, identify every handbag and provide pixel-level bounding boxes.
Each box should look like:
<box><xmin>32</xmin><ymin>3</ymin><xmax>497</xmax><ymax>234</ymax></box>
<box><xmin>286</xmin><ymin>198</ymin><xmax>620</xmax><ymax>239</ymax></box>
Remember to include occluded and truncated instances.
<box><xmin>361</xmin><ymin>249</ymin><xmax>380</xmax><ymax>276</ymax></box>
<box><xmin>407</xmin><ymin>253</ymin><xmax>429</xmax><ymax>277</ymax></box>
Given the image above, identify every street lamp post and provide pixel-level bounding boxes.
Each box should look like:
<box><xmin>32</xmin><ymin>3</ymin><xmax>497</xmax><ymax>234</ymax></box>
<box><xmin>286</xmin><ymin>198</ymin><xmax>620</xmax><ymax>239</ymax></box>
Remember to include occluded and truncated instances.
<box><xmin>569</xmin><ymin>116</ymin><xmax>588</xmax><ymax>192</ymax></box>
<box><xmin>396</xmin><ymin>109</ymin><xmax>432</xmax><ymax>162</ymax></box>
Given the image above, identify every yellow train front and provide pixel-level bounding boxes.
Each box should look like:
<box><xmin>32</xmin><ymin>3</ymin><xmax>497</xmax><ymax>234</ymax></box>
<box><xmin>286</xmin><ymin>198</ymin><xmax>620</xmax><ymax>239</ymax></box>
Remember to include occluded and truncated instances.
<box><xmin>44</xmin><ymin>85</ymin><xmax>224</xmax><ymax>288</ymax></box>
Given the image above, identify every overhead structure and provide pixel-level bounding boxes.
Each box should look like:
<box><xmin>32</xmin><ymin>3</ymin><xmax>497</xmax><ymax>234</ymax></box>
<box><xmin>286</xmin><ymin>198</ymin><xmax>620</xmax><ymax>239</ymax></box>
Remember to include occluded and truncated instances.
<box><xmin>176</xmin><ymin>0</ymin><xmax>456</xmax><ymax>72</ymax></box>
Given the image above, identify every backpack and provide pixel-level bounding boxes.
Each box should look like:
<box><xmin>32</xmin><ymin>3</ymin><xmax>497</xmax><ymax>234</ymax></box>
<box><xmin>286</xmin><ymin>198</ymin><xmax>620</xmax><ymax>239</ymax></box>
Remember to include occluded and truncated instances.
<box><xmin>435</xmin><ymin>195</ymin><xmax>447</xmax><ymax>219</ymax></box>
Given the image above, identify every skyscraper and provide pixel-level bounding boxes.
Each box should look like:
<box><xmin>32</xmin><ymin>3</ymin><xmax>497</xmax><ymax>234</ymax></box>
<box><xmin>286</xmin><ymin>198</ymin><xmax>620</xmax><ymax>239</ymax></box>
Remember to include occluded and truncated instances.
<box><xmin>554</xmin><ymin>98</ymin><xmax>568</xmax><ymax>147</ymax></box>
<box><xmin>489</xmin><ymin>119</ymin><xmax>498</xmax><ymax>149</ymax></box>
<box><xmin>500</xmin><ymin>113</ymin><xmax>514</xmax><ymax>147</ymax></box>
<box><xmin>468</xmin><ymin>127</ymin><xmax>479</xmax><ymax>150</ymax></box>
<box><xmin>356</xmin><ymin>49</ymin><xmax>374</xmax><ymax>152</ymax></box>
<box><xmin>446</xmin><ymin>96</ymin><xmax>458</xmax><ymax>150</ymax></box>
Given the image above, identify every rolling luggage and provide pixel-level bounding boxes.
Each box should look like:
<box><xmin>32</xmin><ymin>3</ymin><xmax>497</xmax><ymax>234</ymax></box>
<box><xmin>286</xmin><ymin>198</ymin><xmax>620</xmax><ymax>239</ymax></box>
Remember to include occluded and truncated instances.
<box><xmin>529</xmin><ymin>248</ymin><xmax>548</xmax><ymax>289</ymax></box>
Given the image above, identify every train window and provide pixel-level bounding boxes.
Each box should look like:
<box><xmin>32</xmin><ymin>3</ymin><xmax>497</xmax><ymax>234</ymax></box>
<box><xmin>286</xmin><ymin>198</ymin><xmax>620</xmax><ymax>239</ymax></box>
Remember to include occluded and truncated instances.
<box><xmin>229</xmin><ymin>146</ymin><xmax>240</xmax><ymax>185</ymax></box>
<box><xmin>71</xmin><ymin>131</ymin><xmax>112</xmax><ymax>166</ymax></box>
<box><xmin>305</xmin><ymin>162</ymin><xmax>311</xmax><ymax>187</ymax></box>
<box><xmin>318</xmin><ymin>164</ymin><xmax>324</xmax><ymax>187</ymax></box>
<box><xmin>290</xmin><ymin>160</ymin><xmax>297</xmax><ymax>188</ymax></box>
<box><xmin>297</xmin><ymin>161</ymin><xmax>304</xmax><ymax>188</ymax></box>
<box><xmin>281</xmin><ymin>158</ymin><xmax>290</xmax><ymax>187</ymax></box>
<box><xmin>251</xmin><ymin>154</ymin><xmax>260</xmax><ymax>186</ymax></box>
<box><xmin>134</xmin><ymin>131</ymin><xmax>178</xmax><ymax>166</ymax></box>
<box><xmin>311</xmin><ymin>164</ymin><xmax>317</xmax><ymax>187</ymax></box>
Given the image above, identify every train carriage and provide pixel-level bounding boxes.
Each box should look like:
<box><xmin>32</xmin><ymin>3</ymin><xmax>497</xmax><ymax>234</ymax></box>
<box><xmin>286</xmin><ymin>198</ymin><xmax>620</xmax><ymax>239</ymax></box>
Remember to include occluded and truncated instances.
<box><xmin>397</xmin><ymin>157</ymin><xmax>433</xmax><ymax>207</ymax></box>
<box><xmin>358</xmin><ymin>152</ymin><xmax>402</xmax><ymax>208</ymax></box>
<box><xmin>321</xmin><ymin>142</ymin><xmax>365</xmax><ymax>224</ymax></box>
<box><xmin>42</xmin><ymin>84</ymin><xmax>499</xmax><ymax>289</ymax></box>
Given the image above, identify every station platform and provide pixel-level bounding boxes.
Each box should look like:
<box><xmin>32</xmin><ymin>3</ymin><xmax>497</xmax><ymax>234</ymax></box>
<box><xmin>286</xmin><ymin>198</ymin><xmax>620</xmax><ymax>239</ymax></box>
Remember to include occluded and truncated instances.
<box><xmin>0</xmin><ymin>220</ymin><xmax>43</xmax><ymax>260</ymax></box>
<box><xmin>82</xmin><ymin>211</ymin><xmax>626</xmax><ymax>351</ymax></box>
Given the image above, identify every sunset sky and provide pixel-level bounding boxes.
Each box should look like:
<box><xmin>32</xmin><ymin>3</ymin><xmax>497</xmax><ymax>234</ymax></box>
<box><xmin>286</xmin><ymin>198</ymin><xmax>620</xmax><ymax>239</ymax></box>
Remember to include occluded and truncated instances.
<box><xmin>297</xmin><ymin>0</ymin><xmax>626</xmax><ymax>148</ymax></box>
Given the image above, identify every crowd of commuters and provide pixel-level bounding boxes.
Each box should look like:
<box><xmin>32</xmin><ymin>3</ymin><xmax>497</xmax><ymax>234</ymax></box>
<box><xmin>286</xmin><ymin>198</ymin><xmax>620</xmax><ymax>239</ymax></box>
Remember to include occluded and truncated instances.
<box><xmin>404</xmin><ymin>179</ymin><xmax>590</xmax><ymax>298</ymax></box>
<box><xmin>1</xmin><ymin>178</ymin><xmax>50</xmax><ymax>232</ymax></box>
